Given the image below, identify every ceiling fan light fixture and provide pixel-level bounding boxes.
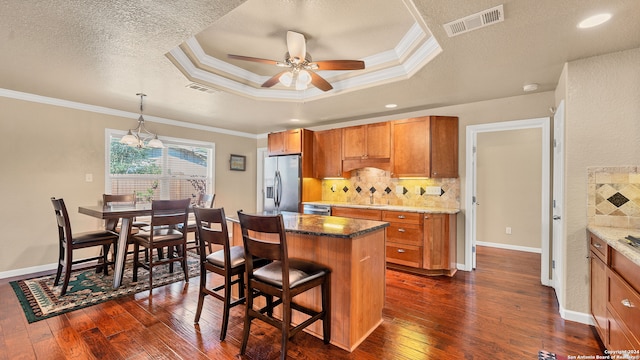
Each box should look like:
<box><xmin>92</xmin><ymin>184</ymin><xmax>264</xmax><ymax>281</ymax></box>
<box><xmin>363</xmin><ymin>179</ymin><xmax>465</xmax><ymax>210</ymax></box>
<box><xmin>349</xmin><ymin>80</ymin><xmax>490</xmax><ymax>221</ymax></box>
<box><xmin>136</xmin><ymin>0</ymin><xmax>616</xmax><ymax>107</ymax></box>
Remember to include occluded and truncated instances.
<box><xmin>296</xmin><ymin>70</ymin><xmax>312</xmax><ymax>90</ymax></box>
<box><xmin>279</xmin><ymin>71</ymin><xmax>293</xmax><ymax>87</ymax></box>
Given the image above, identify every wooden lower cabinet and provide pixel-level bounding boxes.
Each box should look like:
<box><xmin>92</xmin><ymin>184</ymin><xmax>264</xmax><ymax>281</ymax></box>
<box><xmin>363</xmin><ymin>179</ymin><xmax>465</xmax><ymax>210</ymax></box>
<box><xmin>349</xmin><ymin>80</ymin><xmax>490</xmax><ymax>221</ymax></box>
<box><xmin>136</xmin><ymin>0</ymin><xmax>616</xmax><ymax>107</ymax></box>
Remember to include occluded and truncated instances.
<box><xmin>589</xmin><ymin>231</ymin><xmax>640</xmax><ymax>351</ymax></box>
<box><xmin>384</xmin><ymin>211</ymin><xmax>424</xmax><ymax>268</ymax></box>
<box><xmin>422</xmin><ymin>213</ymin><xmax>457</xmax><ymax>276</ymax></box>
<box><xmin>333</xmin><ymin>207</ymin><xmax>457</xmax><ymax>276</ymax></box>
<box><xmin>590</xmin><ymin>250</ymin><xmax>607</xmax><ymax>342</ymax></box>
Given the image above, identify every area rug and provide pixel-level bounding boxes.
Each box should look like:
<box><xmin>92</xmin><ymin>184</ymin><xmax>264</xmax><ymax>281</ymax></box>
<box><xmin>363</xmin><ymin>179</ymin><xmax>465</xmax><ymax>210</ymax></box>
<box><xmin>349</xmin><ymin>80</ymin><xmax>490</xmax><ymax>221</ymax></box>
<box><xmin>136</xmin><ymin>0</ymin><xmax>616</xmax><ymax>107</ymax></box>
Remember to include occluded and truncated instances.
<box><xmin>10</xmin><ymin>252</ymin><xmax>200</xmax><ymax>323</ymax></box>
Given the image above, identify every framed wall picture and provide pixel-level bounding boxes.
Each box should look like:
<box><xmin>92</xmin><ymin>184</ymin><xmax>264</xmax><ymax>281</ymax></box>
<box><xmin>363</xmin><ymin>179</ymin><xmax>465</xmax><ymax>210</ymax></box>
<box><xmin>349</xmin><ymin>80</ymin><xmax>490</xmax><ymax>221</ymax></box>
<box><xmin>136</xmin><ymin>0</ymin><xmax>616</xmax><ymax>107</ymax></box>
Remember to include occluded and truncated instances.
<box><xmin>230</xmin><ymin>154</ymin><xmax>246</xmax><ymax>171</ymax></box>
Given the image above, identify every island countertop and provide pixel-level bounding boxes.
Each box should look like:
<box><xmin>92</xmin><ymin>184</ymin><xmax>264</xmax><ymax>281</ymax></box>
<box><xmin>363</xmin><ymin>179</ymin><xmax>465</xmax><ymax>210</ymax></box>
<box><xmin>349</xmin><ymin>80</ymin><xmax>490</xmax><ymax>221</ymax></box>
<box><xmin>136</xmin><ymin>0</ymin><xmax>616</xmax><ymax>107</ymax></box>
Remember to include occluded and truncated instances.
<box><xmin>227</xmin><ymin>211</ymin><xmax>389</xmax><ymax>239</ymax></box>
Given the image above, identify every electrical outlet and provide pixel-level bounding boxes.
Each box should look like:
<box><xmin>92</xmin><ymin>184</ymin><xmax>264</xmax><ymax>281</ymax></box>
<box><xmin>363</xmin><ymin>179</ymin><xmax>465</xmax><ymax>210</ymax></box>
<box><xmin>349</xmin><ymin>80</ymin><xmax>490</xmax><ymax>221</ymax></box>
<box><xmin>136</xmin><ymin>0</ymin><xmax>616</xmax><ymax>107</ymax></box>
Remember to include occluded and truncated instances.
<box><xmin>414</xmin><ymin>186</ymin><xmax>421</xmax><ymax>195</ymax></box>
<box><xmin>506</xmin><ymin>227</ymin><xmax>512</xmax><ymax>235</ymax></box>
<box><xmin>396</xmin><ymin>185</ymin><xmax>403</xmax><ymax>194</ymax></box>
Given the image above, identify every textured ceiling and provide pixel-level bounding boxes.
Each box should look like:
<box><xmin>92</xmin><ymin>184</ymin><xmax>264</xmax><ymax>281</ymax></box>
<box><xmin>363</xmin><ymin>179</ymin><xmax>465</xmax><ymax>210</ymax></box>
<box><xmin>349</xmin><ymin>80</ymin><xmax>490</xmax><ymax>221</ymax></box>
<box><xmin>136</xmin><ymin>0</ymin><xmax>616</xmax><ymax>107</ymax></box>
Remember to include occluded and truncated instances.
<box><xmin>1</xmin><ymin>0</ymin><xmax>639</xmax><ymax>135</ymax></box>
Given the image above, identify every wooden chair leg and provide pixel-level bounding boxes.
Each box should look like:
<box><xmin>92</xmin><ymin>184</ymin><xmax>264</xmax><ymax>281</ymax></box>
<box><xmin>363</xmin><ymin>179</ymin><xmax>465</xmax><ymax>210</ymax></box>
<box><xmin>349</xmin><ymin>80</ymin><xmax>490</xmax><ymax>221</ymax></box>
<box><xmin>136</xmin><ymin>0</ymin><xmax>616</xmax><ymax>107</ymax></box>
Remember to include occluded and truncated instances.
<box><xmin>220</xmin><ymin>273</ymin><xmax>232</xmax><ymax>341</ymax></box>
<box><xmin>193</xmin><ymin>273</ymin><xmax>206</xmax><ymax>324</ymax></box>
<box><xmin>181</xmin><ymin>248</ymin><xmax>189</xmax><ymax>283</ymax></box>
<box><xmin>240</xmin><ymin>290</ymin><xmax>254</xmax><ymax>355</ymax></box>
<box><xmin>60</xmin><ymin>260</ymin><xmax>72</xmax><ymax>296</ymax></box>
<box><xmin>280</xmin><ymin>301</ymin><xmax>291</xmax><ymax>360</ymax></box>
<box><xmin>322</xmin><ymin>276</ymin><xmax>331</xmax><ymax>344</ymax></box>
<box><xmin>148</xmin><ymin>262</ymin><xmax>154</xmax><ymax>295</ymax></box>
<box><xmin>132</xmin><ymin>243</ymin><xmax>140</xmax><ymax>282</ymax></box>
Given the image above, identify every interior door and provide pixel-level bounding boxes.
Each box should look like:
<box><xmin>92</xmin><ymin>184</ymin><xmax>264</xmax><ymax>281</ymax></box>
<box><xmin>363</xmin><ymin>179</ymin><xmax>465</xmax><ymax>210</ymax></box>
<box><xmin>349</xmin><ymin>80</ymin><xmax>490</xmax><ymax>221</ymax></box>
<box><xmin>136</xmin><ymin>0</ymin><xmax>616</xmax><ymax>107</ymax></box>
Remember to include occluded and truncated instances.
<box><xmin>552</xmin><ymin>101</ymin><xmax>565</xmax><ymax>308</ymax></box>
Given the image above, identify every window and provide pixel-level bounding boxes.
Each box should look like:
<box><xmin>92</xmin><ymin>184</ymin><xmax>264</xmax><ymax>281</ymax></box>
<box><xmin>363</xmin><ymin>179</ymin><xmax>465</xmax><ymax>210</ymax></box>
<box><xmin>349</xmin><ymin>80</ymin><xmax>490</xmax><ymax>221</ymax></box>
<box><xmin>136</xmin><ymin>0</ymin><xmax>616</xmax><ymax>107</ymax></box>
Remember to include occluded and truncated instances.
<box><xmin>105</xmin><ymin>129</ymin><xmax>214</xmax><ymax>203</ymax></box>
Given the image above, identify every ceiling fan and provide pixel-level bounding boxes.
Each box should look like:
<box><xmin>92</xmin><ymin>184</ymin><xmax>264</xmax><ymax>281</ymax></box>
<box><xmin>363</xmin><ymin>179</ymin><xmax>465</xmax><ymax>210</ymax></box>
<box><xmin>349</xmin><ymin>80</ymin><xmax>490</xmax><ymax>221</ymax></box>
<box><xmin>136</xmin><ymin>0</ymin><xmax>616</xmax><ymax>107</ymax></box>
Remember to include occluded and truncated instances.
<box><xmin>228</xmin><ymin>31</ymin><xmax>365</xmax><ymax>91</ymax></box>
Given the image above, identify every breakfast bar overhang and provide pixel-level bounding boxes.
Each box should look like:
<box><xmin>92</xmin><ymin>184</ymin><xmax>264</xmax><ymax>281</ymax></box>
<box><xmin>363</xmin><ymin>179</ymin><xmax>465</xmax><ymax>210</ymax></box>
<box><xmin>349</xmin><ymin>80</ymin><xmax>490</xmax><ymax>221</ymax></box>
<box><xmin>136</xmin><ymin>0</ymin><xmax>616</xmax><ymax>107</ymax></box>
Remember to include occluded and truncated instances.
<box><xmin>228</xmin><ymin>212</ymin><xmax>388</xmax><ymax>352</ymax></box>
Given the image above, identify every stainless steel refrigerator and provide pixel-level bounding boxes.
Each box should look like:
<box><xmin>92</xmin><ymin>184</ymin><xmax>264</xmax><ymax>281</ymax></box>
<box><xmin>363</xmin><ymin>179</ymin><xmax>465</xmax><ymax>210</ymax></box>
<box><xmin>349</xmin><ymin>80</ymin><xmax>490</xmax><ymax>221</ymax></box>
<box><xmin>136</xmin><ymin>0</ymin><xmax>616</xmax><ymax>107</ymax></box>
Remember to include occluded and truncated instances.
<box><xmin>263</xmin><ymin>154</ymin><xmax>301</xmax><ymax>212</ymax></box>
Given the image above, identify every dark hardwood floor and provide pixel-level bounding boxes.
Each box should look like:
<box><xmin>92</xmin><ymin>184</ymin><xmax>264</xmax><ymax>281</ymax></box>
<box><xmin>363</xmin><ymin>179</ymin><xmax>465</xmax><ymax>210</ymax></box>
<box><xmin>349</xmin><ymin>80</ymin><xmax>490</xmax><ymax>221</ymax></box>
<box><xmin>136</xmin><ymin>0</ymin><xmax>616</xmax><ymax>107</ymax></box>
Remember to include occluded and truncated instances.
<box><xmin>0</xmin><ymin>246</ymin><xmax>604</xmax><ymax>359</ymax></box>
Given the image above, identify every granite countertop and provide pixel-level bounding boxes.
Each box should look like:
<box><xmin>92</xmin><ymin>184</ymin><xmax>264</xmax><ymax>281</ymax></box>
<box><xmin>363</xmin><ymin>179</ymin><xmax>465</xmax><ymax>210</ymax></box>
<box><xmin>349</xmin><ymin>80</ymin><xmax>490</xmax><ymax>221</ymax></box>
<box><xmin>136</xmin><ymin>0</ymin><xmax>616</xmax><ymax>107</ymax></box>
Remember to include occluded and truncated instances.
<box><xmin>303</xmin><ymin>201</ymin><xmax>460</xmax><ymax>214</ymax></box>
<box><xmin>587</xmin><ymin>225</ymin><xmax>640</xmax><ymax>266</ymax></box>
<box><xmin>227</xmin><ymin>211</ymin><xmax>389</xmax><ymax>239</ymax></box>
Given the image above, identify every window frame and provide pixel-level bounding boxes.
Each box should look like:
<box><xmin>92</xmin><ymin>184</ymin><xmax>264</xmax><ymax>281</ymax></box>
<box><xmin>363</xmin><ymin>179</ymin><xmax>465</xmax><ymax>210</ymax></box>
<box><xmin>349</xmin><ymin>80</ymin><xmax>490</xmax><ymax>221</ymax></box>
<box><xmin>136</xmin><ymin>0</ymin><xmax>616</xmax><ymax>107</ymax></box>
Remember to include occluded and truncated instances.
<box><xmin>104</xmin><ymin>129</ymin><xmax>215</xmax><ymax>200</ymax></box>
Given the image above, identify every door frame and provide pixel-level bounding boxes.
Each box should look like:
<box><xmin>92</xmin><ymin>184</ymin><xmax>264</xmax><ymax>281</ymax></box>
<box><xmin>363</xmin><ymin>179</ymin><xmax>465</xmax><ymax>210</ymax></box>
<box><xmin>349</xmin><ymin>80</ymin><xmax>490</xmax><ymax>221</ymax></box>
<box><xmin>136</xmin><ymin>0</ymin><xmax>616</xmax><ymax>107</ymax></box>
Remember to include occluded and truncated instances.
<box><xmin>552</xmin><ymin>100</ymin><xmax>565</xmax><ymax>312</ymax></box>
<box><xmin>256</xmin><ymin>147</ymin><xmax>268</xmax><ymax>212</ymax></box>
<box><xmin>464</xmin><ymin>117</ymin><xmax>551</xmax><ymax>286</ymax></box>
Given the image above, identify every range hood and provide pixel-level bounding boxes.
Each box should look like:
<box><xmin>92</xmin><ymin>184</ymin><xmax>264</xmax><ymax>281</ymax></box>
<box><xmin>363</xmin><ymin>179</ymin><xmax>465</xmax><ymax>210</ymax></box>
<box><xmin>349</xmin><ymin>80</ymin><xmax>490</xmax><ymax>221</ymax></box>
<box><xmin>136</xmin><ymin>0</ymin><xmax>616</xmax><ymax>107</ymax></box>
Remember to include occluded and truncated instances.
<box><xmin>342</xmin><ymin>159</ymin><xmax>390</xmax><ymax>173</ymax></box>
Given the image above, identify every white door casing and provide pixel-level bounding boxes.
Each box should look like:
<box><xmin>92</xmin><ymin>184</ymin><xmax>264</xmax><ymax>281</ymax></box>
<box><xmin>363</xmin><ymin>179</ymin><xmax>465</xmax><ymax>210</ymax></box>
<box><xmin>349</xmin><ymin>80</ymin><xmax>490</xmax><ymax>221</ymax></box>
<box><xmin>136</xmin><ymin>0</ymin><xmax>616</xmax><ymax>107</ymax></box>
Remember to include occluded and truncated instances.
<box><xmin>465</xmin><ymin>117</ymin><xmax>551</xmax><ymax>286</ymax></box>
<box><xmin>552</xmin><ymin>101</ymin><xmax>566</xmax><ymax>315</ymax></box>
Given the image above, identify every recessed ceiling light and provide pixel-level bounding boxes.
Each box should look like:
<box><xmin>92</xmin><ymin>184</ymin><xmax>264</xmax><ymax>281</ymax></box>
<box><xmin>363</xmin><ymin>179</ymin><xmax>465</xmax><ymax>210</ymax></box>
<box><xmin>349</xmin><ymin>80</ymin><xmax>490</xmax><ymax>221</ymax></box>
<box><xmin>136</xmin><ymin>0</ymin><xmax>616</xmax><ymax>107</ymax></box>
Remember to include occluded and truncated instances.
<box><xmin>523</xmin><ymin>83</ymin><xmax>539</xmax><ymax>92</ymax></box>
<box><xmin>578</xmin><ymin>13</ymin><xmax>612</xmax><ymax>29</ymax></box>
<box><xmin>385</xmin><ymin>104</ymin><xmax>398</xmax><ymax>109</ymax></box>
<box><xmin>290</xmin><ymin>118</ymin><xmax>300</xmax><ymax>122</ymax></box>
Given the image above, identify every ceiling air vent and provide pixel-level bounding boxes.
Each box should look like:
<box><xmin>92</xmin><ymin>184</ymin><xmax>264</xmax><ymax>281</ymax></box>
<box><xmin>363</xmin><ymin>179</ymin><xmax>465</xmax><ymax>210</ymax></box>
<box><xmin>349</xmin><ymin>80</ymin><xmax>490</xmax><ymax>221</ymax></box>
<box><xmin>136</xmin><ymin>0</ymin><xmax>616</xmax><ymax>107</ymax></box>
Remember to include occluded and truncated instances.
<box><xmin>185</xmin><ymin>82</ymin><xmax>217</xmax><ymax>94</ymax></box>
<box><xmin>443</xmin><ymin>4</ymin><xmax>504</xmax><ymax>37</ymax></box>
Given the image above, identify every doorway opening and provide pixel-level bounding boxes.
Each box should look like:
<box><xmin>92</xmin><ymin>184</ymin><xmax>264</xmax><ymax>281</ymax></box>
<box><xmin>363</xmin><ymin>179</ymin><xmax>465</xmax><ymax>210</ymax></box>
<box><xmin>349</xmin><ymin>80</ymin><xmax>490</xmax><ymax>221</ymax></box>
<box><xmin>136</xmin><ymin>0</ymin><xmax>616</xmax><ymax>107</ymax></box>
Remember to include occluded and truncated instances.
<box><xmin>464</xmin><ymin>117</ymin><xmax>551</xmax><ymax>286</ymax></box>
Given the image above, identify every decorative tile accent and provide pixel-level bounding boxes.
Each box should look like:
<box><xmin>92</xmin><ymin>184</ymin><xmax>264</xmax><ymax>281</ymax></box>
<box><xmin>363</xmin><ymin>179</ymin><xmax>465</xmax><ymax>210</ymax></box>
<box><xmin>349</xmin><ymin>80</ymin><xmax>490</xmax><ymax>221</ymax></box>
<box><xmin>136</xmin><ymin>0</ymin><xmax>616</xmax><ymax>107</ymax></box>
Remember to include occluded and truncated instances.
<box><xmin>385</xmin><ymin>187</ymin><xmax>392</xmax><ymax>194</ymax></box>
<box><xmin>608</xmin><ymin>192</ymin><xmax>629</xmax><ymax>208</ymax></box>
<box><xmin>342</xmin><ymin>186</ymin><xmax>349</xmax><ymax>193</ymax></box>
<box><xmin>369</xmin><ymin>186</ymin><xmax>376</xmax><ymax>194</ymax></box>
<box><xmin>403</xmin><ymin>187</ymin><xmax>409</xmax><ymax>195</ymax></box>
<box><xmin>588</xmin><ymin>166</ymin><xmax>640</xmax><ymax>229</ymax></box>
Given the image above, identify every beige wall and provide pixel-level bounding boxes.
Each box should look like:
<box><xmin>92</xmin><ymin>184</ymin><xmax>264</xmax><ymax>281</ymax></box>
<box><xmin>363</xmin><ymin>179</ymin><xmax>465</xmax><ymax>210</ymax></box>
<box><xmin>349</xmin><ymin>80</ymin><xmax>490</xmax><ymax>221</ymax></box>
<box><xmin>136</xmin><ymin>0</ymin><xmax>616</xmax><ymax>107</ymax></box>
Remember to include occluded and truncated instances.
<box><xmin>0</xmin><ymin>96</ymin><xmax>258</xmax><ymax>274</ymax></box>
<box><xmin>557</xmin><ymin>47</ymin><xmax>640</xmax><ymax>314</ymax></box>
<box><xmin>476</xmin><ymin>128</ymin><xmax>542</xmax><ymax>249</ymax></box>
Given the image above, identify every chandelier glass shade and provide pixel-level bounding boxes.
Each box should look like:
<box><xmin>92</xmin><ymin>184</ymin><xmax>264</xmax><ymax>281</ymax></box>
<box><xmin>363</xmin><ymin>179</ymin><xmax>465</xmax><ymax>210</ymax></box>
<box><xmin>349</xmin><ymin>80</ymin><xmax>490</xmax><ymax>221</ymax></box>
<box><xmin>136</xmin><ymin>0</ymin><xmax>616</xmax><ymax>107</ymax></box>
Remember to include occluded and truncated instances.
<box><xmin>120</xmin><ymin>93</ymin><xmax>164</xmax><ymax>149</ymax></box>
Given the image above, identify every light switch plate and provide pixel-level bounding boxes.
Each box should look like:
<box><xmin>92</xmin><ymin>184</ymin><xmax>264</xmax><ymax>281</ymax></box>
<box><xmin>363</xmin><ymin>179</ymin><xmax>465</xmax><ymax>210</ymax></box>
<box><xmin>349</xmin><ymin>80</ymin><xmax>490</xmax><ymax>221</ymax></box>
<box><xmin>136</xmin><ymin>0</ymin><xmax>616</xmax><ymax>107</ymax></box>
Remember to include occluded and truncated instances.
<box><xmin>426</xmin><ymin>186</ymin><xmax>441</xmax><ymax>195</ymax></box>
<box><xmin>85</xmin><ymin>173</ymin><xmax>93</xmax><ymax>182</ymax></box>
<box><xmin>396</xmin><ymin>185</ymin><xmax>403</xmax><ymax>194</ymax></box>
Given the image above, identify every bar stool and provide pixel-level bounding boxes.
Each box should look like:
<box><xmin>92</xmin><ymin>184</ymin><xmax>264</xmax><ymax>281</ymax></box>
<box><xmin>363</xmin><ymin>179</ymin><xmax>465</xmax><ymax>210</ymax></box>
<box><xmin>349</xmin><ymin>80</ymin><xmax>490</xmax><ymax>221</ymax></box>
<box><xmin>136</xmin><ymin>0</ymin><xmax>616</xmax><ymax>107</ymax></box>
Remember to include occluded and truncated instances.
<box><xmin>192</xmin><ymin>207</ymin><xmax>267</xmax><ymax>340</ymax></box>
<box><xmin>237</xmin><ymin>212</ymin><xmax>331</xmax><ymax>360</ymax></box>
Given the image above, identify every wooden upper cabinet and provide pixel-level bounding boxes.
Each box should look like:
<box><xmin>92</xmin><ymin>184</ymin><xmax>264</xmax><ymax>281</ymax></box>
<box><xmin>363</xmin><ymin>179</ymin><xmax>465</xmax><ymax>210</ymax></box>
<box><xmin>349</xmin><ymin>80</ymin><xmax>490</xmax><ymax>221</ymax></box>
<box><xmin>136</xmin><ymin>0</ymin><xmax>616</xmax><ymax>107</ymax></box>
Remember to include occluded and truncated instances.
<box><xmin>313</xmin><ymin>129</ymin><xmax>343</xmax><ymax>178</ymax></box>
<box><xmin>391</xmin><ymin>116</ymin><xmax>458</xmax><ymax>178</ymax></box>
<box><xmin>342</xmin><ymin>122</ymin><xmax>390</xmax><ymax>160</ymax></box>
<box><xmin>268</xmin><ymin>129</ymin><xmax>303</xmax><ymax>155</ymax></box>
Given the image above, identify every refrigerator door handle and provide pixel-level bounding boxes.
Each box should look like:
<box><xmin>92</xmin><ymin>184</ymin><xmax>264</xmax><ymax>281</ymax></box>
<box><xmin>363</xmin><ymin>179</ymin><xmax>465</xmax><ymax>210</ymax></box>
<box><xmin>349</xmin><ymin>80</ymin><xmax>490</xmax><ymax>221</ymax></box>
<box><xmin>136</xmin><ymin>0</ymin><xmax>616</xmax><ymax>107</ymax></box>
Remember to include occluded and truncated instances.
<box><xmin>274</xmin><ymin>170</ymin><xmax>281</xmax><ymax>208</ymax></box>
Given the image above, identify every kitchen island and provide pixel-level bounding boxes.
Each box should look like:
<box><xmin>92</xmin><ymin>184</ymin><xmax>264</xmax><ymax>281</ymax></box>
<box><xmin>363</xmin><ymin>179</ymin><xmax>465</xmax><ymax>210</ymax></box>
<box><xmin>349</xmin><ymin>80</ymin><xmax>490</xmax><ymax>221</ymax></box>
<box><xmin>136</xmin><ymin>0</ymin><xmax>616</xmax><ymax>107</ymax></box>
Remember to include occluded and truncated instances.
<box><xmin>228</xmin><ymin>212</ymin><xmax>389</xmax><ymax>352</ymax></box>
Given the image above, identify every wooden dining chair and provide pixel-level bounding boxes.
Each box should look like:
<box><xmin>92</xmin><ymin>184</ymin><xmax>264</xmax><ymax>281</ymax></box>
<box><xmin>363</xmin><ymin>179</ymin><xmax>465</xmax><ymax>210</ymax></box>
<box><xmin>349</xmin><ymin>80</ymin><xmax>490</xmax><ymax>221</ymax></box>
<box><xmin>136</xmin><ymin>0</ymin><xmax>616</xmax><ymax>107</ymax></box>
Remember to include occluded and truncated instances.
<box><xmin>103</xmin><ymin>193</ymin><xmax>150</xmax><ymax>230</ymax></box>
<box><xmin>50</xmin><ymin>197</ymin><xmax>119</xmax><ymax>296</ymax></box>
<box><xmin>237</xmin><ymin>212</ymin><xmax>331</xmax><ymax>360</ymax></box>
<box><xmin>181</xmin><ymin>193</ymin><xmax>216</xmax><ymax>253</ymax></box>
<box><xmin>131</xmin><ymin>198</ymin><xmax>191</xmax><ymax>294</ymax></box>
<box><xmin>192</xmin><ymin>207</ymin><xmax>268</xmax><ymax>340</ymax></box>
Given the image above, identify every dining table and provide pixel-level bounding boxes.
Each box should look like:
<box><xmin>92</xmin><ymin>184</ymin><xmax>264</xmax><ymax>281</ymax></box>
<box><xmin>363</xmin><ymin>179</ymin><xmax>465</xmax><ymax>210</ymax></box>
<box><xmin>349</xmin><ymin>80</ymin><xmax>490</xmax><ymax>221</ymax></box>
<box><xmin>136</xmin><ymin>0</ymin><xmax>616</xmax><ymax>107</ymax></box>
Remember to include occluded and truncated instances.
<box><xmin>78</xmin><ymin>203</ymin><xmax>152</xmax><ymax>288</ymax></box>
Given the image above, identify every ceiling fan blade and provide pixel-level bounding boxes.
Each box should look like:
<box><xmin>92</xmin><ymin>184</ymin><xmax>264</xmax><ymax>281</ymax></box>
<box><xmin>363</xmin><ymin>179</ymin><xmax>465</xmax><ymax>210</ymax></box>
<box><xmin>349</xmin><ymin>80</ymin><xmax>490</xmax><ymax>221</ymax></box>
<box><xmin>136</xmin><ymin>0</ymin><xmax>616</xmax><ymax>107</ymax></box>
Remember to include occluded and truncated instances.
<box><xmin>227</xmin><ymin>54</ymin><xmax>280</xmax><ymax>66</ymax></box>
<box><xmin>286</xmin><ymin>31</ymin><xmax>306</xmax><ymax>61</ymax></box>
<box><xmin>313</xmin><ymin>60</ymin><xmax>365</xmax><ymax>70</ymax></box>
<box><xmin>262</xmin><ymin>71</ymin><xmax>289</xmax><ymax>88</ymax></box>
<box><xmin>309</xmin><ymin>71</ymin><xmax>333</xmax><ymax>91</ymax></box>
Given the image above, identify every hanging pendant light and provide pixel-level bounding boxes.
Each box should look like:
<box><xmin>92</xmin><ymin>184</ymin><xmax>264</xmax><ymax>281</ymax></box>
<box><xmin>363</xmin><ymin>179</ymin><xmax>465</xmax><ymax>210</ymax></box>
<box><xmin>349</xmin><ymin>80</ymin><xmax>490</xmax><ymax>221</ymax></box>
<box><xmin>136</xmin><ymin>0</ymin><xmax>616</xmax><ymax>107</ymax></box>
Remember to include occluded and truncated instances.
<box><xmin>120</xmin><ymin>93</ymin><xmax>164</xmax><ymax>149</ymax></box>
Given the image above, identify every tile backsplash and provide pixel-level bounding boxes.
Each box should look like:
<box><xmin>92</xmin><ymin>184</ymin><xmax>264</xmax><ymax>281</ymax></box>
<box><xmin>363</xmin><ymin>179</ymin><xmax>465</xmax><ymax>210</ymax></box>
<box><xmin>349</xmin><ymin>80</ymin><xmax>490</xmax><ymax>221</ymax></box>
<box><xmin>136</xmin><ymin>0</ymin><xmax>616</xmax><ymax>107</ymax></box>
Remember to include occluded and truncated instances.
<box><xmin>321</xmin><ymin>167</ymin><xmax>460</xmax><ymax>208</ymax></box>
<box><xmin>588</xmin><ymin>166</ymin><xmax>640</xmax><ymax>229</ymax></box>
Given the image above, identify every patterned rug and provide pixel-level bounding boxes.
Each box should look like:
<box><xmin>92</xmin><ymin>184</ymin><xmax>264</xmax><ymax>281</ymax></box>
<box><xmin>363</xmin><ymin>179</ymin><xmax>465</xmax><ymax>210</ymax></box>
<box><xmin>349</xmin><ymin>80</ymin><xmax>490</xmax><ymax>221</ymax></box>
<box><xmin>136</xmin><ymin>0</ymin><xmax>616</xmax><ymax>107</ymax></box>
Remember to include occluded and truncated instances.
<box><xmin>10</xmin><ymin>252</ymin><xmax>200</xmax><ymax>323</ymax></box>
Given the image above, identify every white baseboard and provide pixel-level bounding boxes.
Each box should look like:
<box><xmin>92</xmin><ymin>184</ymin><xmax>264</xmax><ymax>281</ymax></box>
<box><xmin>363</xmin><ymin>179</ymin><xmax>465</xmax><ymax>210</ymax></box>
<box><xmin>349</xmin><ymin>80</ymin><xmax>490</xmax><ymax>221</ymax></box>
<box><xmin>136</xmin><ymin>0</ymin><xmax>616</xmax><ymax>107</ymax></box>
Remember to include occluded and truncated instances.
<box><xmin>0</xmin><ymin>263</ymin><xmax>57</xmax><ymax>280</ymax></box>
<box><xmin>562</xmin><ymin>308</ymin><xmax>595</xmax><ymax>326</ymax></box>
<box><xmin>476</xmin><ymin>241</ymin><xmax>541</xmax><ymax>254</ymax></box>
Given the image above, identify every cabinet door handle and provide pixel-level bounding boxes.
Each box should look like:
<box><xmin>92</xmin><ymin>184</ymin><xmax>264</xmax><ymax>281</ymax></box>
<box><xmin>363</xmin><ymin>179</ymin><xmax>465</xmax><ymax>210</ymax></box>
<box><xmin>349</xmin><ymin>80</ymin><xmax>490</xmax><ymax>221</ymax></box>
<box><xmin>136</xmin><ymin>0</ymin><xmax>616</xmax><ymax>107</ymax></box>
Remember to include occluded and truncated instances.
<box><xmin>398</xmin><ymin>228</ymin><xmax>406</xmax><ymax>233</ymax></box>
<box><xmin>397</xmin><ymin>249</ymin><xmax>406</xmax><ymax>253</ymax></box>
<box><xmin>397</xmin><ymin>215</ymin><xmax>405</xmax><ymax>219</ymax></box>
<box><xmin>593</xmin><ymin>243</ymin><xmax>602</xmax><ymax>248</ymax></box>
<box><xmin>622</xmin><ymin>299</ymin><xmax>635</xmax><ymax>308</ymax></box>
